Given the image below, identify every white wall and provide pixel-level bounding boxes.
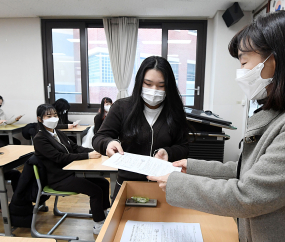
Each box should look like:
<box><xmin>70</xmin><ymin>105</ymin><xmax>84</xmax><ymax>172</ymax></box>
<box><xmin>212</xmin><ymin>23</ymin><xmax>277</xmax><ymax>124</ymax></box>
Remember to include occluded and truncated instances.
<box><xmin>204</xmin><ymin>11</ymin><xmax>252</xmax><ymax>162</ymax></box>
<box><xmin>0</xmin><ymin>18</ymin><xmax>44</xmax><ymax>122</ymax></box>
<box><xmin>0</xmin><ymin>18</ymin><xmax>45</xmax><ymax>143</ymax></box>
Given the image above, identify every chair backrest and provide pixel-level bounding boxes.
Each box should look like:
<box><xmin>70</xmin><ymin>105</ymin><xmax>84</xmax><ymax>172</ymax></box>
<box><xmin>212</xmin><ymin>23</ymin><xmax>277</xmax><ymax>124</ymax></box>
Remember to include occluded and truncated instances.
<box><xmin>33</xmin><ymin>164</ymin><xmax>43</xmax><ymax>192</ymax></box>
<box><xmin>33</xmin><ymin>165</ymin><xmax>40</xmax><ymax>180</ymax></box>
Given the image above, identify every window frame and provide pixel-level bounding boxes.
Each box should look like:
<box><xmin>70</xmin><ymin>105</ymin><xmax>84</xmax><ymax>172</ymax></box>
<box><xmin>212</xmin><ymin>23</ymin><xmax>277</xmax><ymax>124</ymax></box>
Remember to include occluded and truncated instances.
<box><xmin>42</xmin><ymin>19</ymin><xmax>207</xmax><ymax>112</ymax></box>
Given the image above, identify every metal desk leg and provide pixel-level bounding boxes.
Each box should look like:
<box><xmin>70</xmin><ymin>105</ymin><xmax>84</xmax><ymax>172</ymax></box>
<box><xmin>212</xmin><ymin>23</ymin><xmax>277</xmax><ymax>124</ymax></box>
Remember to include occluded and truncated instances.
<box><xmin>76</xmin><ymin>133</ymin><xmax>81</xmax><ymax>146</ymax></box>
<box><xmin>110</xmin><ymin>173</ymin><xmax>117</xmax><ymax>197</ymax></box>
<box><xmin>0</xmin><ymin>167</ymin><xmax>12</xmax><ymax>236</ymax></box>
<box><xmin>8</xmin><ymin>132</ymin><xmax>13</xmax><ymax>145</ymax></box>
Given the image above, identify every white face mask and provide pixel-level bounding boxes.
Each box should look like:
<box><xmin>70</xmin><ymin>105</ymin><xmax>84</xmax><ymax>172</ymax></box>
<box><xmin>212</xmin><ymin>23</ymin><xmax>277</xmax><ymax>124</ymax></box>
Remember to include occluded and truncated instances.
<box><xmin>104</xmin><ymin>105</ymin><xmax>111</xmax><ymax>113</ymax></box>
<box><xmin>43</xmin><ymin>117</ymin><xmax>59</xmax><ymax>130</ymax></box>
<box><xmin>235</xmin><ymin>54</ymin><xmax>273</xmax><ymax>100</ymax></box>
<box><xmin>141</xmin><ymin>87</ymin><xmax>166</xmax><ymax>107</ymax></box>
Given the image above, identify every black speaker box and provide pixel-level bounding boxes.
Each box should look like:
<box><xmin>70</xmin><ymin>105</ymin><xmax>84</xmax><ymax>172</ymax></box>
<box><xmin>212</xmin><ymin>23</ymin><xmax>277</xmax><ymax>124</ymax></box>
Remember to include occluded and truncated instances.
<box><xmin>222</xmin><ymin>2</ymin><xmax>244</xmax><ymax>27</ymax></box>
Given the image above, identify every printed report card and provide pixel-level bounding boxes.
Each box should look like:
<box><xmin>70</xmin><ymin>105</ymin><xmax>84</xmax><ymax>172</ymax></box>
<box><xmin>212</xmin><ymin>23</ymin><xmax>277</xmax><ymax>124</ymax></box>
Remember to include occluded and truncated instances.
<box><xmin>102</xmin><ymin>152</ymin><xmax>181</xmax><ymax>176</ymax></box>
<box><xmin>120</xmin><ymin>221</ymin><xmax>204</xmax><ymax>242</ymax></box>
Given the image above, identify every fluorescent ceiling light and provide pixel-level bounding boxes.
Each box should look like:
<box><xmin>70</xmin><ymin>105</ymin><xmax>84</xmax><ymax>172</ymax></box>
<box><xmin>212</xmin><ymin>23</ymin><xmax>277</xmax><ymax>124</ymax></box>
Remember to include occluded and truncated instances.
<box><xmin>58</xmin><ymin>61</ymin><xmax>80</xmax><ymax>63</ymax></box>
<box><xmin>142</xmin><ymin>41</ymin><xmax>162</xmax><ymax>44</ymax></box>
<box><xmin>168</xmin><ymin>40</ymin><xmax>191</xmax><ymax>44</ymax></box>
<box><xmin>67</xmin><ymin>39</ymin><xmax>80</xmax><ymax>43</ymax></box>
<box><xmin>89</xmin><ymin>41</ymin><xmax>107</xmax><ymax>44</ymax></box>
<box><xmin>52</xmin><ymin>53</ymin><xmax>66</xmax><ymax>56</ymax></box>
<box><xmin>167</xmin><ymin>54</ymin><xmax>179</xmax><ymax>57</ymax></box>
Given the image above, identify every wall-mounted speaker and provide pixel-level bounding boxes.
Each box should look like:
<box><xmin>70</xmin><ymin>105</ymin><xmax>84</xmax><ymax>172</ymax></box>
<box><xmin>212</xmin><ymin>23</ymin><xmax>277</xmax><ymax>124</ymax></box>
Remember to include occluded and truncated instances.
<box><xmin>222</xmin><ymin>2</ymin><xmax>244</xmax><ymax>27</ymax></box>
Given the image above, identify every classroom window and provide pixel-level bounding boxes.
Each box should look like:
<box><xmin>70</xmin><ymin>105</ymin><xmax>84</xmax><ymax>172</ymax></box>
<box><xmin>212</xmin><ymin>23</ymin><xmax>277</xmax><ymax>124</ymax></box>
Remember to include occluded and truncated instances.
<box><xmin>52</xmin><ymin>28</ymin><xmax>82</xmax><ymax>103</ymax></box>
<box><xmin>42</xmin><ymin>20</ymin><xmax>206</xmax><ymax>112</ymax></box>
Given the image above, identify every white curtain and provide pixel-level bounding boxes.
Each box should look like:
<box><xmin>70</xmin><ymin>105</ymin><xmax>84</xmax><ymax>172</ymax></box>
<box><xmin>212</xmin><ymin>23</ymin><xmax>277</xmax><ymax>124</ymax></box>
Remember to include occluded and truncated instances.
<box><xmin>103</xmin><ymin>17</ymin><xmax>139</xmax><ymax>99</ymax></box>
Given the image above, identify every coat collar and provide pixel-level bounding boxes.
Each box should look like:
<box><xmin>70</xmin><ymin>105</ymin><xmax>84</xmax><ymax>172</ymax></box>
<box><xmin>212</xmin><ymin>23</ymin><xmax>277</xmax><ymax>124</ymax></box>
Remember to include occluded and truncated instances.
<box><xmin>246</xmin><ymin>109</ymin><xmax>281</xmax><ymax>134</ymax></box>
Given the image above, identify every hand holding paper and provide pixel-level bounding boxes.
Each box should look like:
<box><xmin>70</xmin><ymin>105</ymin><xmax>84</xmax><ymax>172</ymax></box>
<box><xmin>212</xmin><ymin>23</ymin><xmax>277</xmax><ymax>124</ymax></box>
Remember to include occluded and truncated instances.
<box><xmin>73</xmin><ymin>120</ymin><xmax>80</xmax><ymax>127</ymax></box>
<box><xmin>102</xmin><ymin>152</ymin><xmax>181</xmax><ymax>177</ymax></box>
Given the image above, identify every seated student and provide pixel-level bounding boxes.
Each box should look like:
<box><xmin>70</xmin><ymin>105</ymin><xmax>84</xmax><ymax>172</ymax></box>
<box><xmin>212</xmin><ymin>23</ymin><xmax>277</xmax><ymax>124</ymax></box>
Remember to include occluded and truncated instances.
<box><xmin>93</xmin><ymin>56</ymin><xmax>190</xmax><ymax>201</ymax></box>
<box><xmin>93</xmin><ymin>97</ymin><xmax>113</xmax><ymax>134</ymax></box>
<box><xmin>0</xmin><ymin>95</ymin><xmax>22</xmax><ymax>146</ymax></box>
<box><xmin>33</xmin><ymin>104</ymin><xmax>110</xmax><ymax>234</ymax></box>
<box><xmin>53</xmin><ymin>98</ymin><xmax>77</xmax><ymax>143</ymax></box>
<box><xmin>53</xmin><ymin>98</ymin><xmax>76</xmax><ymax>129</ymax></box>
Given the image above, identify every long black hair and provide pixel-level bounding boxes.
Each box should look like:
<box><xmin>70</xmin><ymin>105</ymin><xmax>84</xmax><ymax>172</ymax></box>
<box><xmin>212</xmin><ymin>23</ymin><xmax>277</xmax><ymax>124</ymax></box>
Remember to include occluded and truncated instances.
<box><xmin>123</xmin><ymin>56</ymin><xmax>189</xmax><ymax>141</ymax></box>
<box><xmin>0</xmin><ymin>96</ymin><xmax>3</xmax><ymax>107</ymax></box>
<box><xmin>228</xmin><ymin>10</ymin><xmax>285</xmax><ymax>112</ymax></box>
<box><xmin>52</xmin><ymin>98</ymin><xmax>70</xmax><ymax>124</ymax></box>
<box><xmin>36</xmin><ymin>104</ymin><xmax>57</xmax><ymax>134</ymax></box>
<box><xmin>99</xmin><ymin>97</ymin><xmax>112</xmax><ymax>120</ymax></box>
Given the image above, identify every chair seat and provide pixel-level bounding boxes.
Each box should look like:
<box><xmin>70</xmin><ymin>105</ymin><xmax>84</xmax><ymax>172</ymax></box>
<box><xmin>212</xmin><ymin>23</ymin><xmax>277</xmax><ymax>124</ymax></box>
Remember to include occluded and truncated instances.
<box><xmin>43</xmin><ymin>186</ymin><xmax>78</xmax><ymax>195</ymax></box>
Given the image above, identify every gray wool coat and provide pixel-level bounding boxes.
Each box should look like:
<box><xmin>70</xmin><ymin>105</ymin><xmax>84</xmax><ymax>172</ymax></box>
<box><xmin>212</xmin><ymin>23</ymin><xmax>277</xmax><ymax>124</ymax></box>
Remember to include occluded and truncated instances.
<box><xmin>166</xmin><ymin>109</ymin><xmax>285</xmax><ymax>242</ymax></box>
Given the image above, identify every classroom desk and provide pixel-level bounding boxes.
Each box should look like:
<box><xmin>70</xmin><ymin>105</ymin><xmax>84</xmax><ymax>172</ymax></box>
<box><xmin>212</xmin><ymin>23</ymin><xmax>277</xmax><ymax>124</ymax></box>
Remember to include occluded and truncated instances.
<box><xmin>63</xmin><ymin>155</ymin><xmax>118</xmax><ymax>196</ymax></box>
<box><xmin>0</xmin><ymin>145</ymin><xmax>34</xmax><ymax>237</ymax></box>
<box><xmin>59</xmin><ymin>125</ymin><xmax>90</xmax><ymax>145</ymax></box>
<box><xmin>1</xmin><ymin>237</ymin><xmax>56</xmax><ymax>242</ymax></box>
<box><xmin>0</xmin><ymin>124</ymin><xmax>26</xmax><ymax>145</ymax></box>
<box><xmin>96</xmin><ymin>181</ymin><xmax>239</xmax><ymax>242</ymax></box>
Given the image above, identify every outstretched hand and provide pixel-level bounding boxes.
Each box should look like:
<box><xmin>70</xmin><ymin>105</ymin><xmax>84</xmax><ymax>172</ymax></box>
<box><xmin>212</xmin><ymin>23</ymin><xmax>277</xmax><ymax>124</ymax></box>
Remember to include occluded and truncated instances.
<box><xmin>173</xmin><ymin>159</ymin><xmax>187</xmax><ymax>173</ymax></box>
<box><xmin>154</xmin><ymin>149</ymin><xmax>168</xmax><ymax>161</ymax></box>
<box><xmin>147</xmin><ymin>174</ymin><xmax>170</xmax><ymax>192</ymax></box>
<box><xmin>106</xmin><ymin>140</ymin><xmax>124</xmax><ymax>157</ymax></box>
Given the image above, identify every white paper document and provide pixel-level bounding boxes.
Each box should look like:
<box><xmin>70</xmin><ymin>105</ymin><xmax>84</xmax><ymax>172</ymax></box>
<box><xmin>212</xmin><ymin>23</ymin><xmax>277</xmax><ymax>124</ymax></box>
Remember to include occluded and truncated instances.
<box><xmin>73</xmin><ymin>120</ymin><xmax>81</xmax><ymax>126</ymax></box>
<box><xmin>120</xmin><ymin>221</ymin><xmax>204</xmax><ymax>242</ymax></box>
<box><xmin>102</xmin><ymin>152</ymin><xmax>181</xmax><ymax>176</ymax></box>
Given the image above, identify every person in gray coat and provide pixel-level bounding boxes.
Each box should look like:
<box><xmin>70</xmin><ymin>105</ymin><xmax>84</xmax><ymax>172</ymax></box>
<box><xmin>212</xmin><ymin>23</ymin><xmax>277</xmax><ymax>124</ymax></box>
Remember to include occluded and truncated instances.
<box><xmin>148</xmin><ymin>11</ymin><xmax>285</xmax><ymax>242</ymax></box>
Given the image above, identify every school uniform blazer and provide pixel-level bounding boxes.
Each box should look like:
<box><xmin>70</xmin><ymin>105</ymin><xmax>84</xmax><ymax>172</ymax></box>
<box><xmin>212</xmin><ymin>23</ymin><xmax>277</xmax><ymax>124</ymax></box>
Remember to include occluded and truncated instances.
<box><xmin>55</xmin><ymin>116</ymin><xmax>73</xmax><ymax>129</ymax></box>
<box><xmin>166</xmin><ymin>109</ymin><xmax>285</xmax><ymax>242</ymax></box>
<box><xmin>93</xmin><ymin>97</ymin><xmax>189</xmax><ymax>181</ymax></box>
<box><xmin>34</xmin><ymin>129</ymin><xmax>93</xmax><ymax>185</ymax></box>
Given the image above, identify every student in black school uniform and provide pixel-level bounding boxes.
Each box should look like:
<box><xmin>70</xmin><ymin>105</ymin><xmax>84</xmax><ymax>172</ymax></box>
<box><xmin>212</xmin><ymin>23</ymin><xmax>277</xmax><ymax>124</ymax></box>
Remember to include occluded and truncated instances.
<box><xmin>93</xmin><ymin>56</ymin><xmax>191</xmax><ymax>201</ymax></box>
<box><xmin>93</xmin><ymin>97</ymin><xmax>113</xmax><ymax>134</ymax></box>
<box><xmin>53</xmin><ymin>98</ymin><xmax>77</xmax><ymax>143</ymax></box>
<box><xmin>53</xmin><ymin>98</ymin><xmax>78</xmax><ymax>129</ymax></box>
<box><xmin>33</xmin><ymin>104</ymin><xmax>110</xmax><ymax>234</ymax></box>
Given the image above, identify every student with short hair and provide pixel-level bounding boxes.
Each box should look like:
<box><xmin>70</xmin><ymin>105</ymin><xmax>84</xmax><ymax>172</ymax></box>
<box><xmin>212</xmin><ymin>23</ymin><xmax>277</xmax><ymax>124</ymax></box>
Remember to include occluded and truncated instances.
<box><xmin>148</xmin><ymin>11</ymin><xmax>285</xmax><ymax>242</ymax></box>
<box><xmin>33</xmin><ymin>104</ymin><xmax>110</xmax><ymax>234</ymax></box>
<box><xmin>93</xmin><ymin>56</ymin><xmax>190</xmax><ymax>201</ymax></box>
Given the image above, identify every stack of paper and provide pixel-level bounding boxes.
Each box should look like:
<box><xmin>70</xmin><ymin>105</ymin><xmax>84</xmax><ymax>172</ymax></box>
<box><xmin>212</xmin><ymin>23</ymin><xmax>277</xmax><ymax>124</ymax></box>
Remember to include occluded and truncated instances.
<box><xmin>120</xmin><ymin>220</ymin><xmax>204</xmax><ymax>242</ymax></box>
<box><xmin>102</xmin><ymin>152</ymin><xmax>181</xmax><ymax>176</ymax></box>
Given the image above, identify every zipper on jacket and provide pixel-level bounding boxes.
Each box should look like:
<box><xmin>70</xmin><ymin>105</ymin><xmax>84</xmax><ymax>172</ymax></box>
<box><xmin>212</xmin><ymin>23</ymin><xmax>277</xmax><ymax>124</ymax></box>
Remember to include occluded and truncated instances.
<box><xmin>150</xmin><ymin>126</ymin><xmax>154</xmax><ymax>156</ymax></box>
<box><xmin>59</xmin><ymin>142</ymin><xmax>70</xmax><ymax>154</ymax></box>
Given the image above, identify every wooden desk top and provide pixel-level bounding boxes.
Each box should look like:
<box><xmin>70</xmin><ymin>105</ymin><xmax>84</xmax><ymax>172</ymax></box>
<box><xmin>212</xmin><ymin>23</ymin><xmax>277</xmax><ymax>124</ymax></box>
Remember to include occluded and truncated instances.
<box><xmin>0</xmin><ymin>145</ymin><xmax>34</xmax><ymax>167</ymax></box>
<box><xmin>0</xmin><ymin>123</ymin><xmax>26</xmax><ymax>131</ymax></box>
<box><xmin>97</xmin><ymin>181</ymin><xmax>239</xmax><ymax>242</ymax></box>
<box><xmin>1</xmin><ymin>237</ymin><xmax>56</xmax><ymax>242</ymax></box>
<box><xmin>63</xmin><ymin>155</ymin><xmax>117</xmax><ymax>172</ymax></box>
<box><xmin>59</xmin><ymin>125</ymin><xmax>90</xmax><ymax>132</ymax></box>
